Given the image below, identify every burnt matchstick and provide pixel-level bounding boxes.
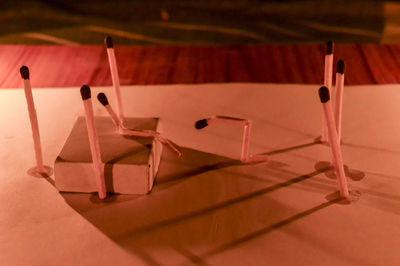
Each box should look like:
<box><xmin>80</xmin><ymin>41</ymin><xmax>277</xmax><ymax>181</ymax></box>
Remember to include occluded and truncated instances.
<box><xmin>105</xmin><ymin>36</ymin><xmax>113</xmax><ymax>48</ymax></box>
<box><xmin>97</xmin><ymin>92</ymin><xmax>122</xmax><ymax>129</ymax></box>
<box><xmin>104</xmin><ymin>36</ymin><xmax>124</xmax><ymax>122</ymax></box>
<box><xmin>97</xmin><ymin>92</ymin><xmax>182</xmax><ymax>157</ymax></box>
<box><xmin>336</xmin><ymin>59</ymin><xmax>345</xmax><ymax>74</ymax></box>
<box><xmin>326</xmin><ymin>41</ymin><xmax>334</xmax><ymax>55</ymax></box>
<box><xmin>80</xmin><ymin>85</ymin><xmax>107</xmax><ymax>199</ymax></box>
<box><xmin>194</xmin><ymin>116</ymin><xmax>268</xmax><ymax>163</ymax></box>
<box><xmin>334</xmin><ymin>60</ymin><xmax>345</xmax><ymax>144</ymax></box>
<box><xmin>195</xmin><ymin>119</ymin><xmax>208</xmax><ymax>130</ymax></box>
<box><xmin>97</xmin><ymin>92</ymin><xmax>109</xmax><ymax>105</ymax></box>
<box><xmin>321</xmin><ymin>41</ymin><xmax>335</xmax><ymax>144</ymax></box>
<box><xmin>195</xmin><ymin>116</ymin><xmax>245</xmax><ymax>129</ymax></box>
<box><xmin>318</xmin><ymin>86</ymin><xmax>349</xmax><ymax>198</ymax></box>
<box><xmin>20</xmin><ymin>65</ymin><xmax>51</xmax><ymax>177</ymax></box>
<box><xmin>20</xmin><ymin>65</ymin><xmax>29</xmax><ymax>79</ymax></box>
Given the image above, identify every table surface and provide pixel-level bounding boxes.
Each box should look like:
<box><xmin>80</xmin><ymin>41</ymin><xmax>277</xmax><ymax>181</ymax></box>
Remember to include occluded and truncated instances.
<box><xmin>2</xmin><ymin>44</ymin><xmax>400</xmax><ymax>89</ymax></box>
<box><xmin>1</xmin><ymin>83</ymin><xmax>399</xmax><ymax>266</ymax></box>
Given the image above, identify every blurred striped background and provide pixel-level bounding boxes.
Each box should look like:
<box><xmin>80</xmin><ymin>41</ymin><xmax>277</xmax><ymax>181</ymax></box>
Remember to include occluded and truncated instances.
<box><xmin>2</xmin><ymin>0</ymin><xmax>400</xmax><ymax>87</ymax></box>
<box><xmin>1</xmin><ymin>0</ymin><xmax>398</xmax><ymax>45</ymax></box>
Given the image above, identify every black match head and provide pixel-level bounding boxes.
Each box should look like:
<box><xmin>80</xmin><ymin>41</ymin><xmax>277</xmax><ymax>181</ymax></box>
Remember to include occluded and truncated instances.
<box><xmin>326</xmin><ymin>41</ymin><xmax>334</xmax><ymax>54</ymax></box>
<box><xmin>80</xmin><ymin>85</ymin><xmax>91</xmax><ymax>100</ymax></box>
<box><xmin>97</xmin><ymin>92</ymin><xmax>109</xmax><ymax>106</ymax></box>
<box><xmin>20</xmin><ymin>66</ymin><xmax>30</xmax><ymax>79</ymax></box>
<box><xmin>195</xmin><ymin>119</ymin><xmax>208</xmax><ymax>130</ymax></box>
<box><xmin>318</xmin><ymin>86</ymin><xmax>330</xmax><ymax>103</ymax></box>
<box><xmin>105</xmin><ymin>36</ymin><xmax>113</xmax><ymax>48</ymax></box>
<box><xmin>336</xmin><ymin>60</ymin><xmax>345</xmax><ymax>74</ymax></box>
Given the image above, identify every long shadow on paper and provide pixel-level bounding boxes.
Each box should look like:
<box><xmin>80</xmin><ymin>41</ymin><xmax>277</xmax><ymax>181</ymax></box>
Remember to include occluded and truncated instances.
<box><xmin>60</xmin><ymin>145</ymin><xmax>332</xmax><ymax>265</ymax></box>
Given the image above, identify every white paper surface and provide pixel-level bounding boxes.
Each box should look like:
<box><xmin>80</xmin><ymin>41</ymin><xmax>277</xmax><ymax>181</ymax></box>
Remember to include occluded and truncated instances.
<box><xmin>1</xmin><ymin>83</ymin><xmax>399</xmax><ymax>266</ymax></box>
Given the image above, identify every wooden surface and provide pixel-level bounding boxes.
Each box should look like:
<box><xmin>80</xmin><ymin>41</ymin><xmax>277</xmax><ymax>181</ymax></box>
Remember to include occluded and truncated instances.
<box><xmin>2</xmin><ymin>44</ymin><xmax>400</xmax><ymax>88</ymax></box>
<box><xmin>1</xmin><ymin>83</ymin><xmax>399</xmax><ymax>265</ymax></box>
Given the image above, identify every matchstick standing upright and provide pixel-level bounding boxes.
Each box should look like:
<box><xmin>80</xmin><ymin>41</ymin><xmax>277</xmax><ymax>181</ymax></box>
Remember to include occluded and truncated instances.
<box><xmin>324</xmin><ymin>41</ymin><xmax>334</xmax><ymax>91</ymax></box>
<box><xmin>241</xmin><ymin>120</ymin><xmax>252</xmax><ymax>162</ymax></box>
<box><xmin>80</xmin><ymin>85</ymin><xmax>107</xmax><ymax>199</ymax></box>
<box><xmin>334</xmin><ymin>60</ymin><xmax>345</xmax><ymax>144</ymax></box>
<box><xmin>319</xmin><ymin>86</ymin><xmax>349</xmax><ymax>198</ymax></box>
<box><xmin>321</xmin><ymin>41</ymin><xmax>334</xmax><ymax>143</ymax></box>
<box><xmin>20</xmin><ymin>66</ymin><xmax>52</xmax><ymax>177</ymax></box>
<box><xmin>105</xmin><ymin>36</ymin><xmax>124</xmax><ymax>122</ymax></box>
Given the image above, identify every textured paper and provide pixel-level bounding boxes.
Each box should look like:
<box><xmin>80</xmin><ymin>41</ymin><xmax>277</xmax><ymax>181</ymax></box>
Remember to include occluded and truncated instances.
<box><xmin>1</xmin><ymin>84</ymin><xmax>399</xmax><ymax>266</ymax></box>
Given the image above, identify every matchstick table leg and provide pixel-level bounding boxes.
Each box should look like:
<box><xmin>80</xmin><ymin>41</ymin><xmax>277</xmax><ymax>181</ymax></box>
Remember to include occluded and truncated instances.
<box><xmin>83</xmin><ymin>101</ymin><xmax>107</xmax><ymax>199</ymax></box>
<box><xmin>319</xmin><ymin>86</ymin><xmax>349</xmax><ymax>198</ymax></box>
<box><xmin>81</xmin><ymin>85</ymin><xmax>107</xmax><ymax>199</ymax></box>
<box><xmin>106</xmin><ymin>47</ymin><xmax>124</xmax><ymax>122</ymax></box>
<box><xmin>324</xmin><ymin>54</ymin><xmax>333</xmax><ymax>94</ymax></box>
<box><xmin>24</xmin><ymin>79</ymin><xmax>45</xmax><ymax>173</ymax></box>
<box><xmin>321</xmin><ymin>53</ymin><xmax>333</xmax><ymax>143</ymax></box>
<box><xmin>240</xmin><ymin>121</ymin><xmax>251</xmax><ymax>162</ymax></box>
<box><xmin>334</xmin><ymin>61</ymin><xmax>345</xmax><ymax>144</ymax></box>
<box><xmin>21</xmin><ymin>66</ymin><xmax>52</xmax><ymax>177</ymax></box>
<box><xmin>324</xmin><ymin>103</ymin><xmax>349</xmax><ymax>198</ymax></box>
<box><xmin>329</xmin><ymin>61</ymin><xmax>345</xmax><ymax>167</ymax></box>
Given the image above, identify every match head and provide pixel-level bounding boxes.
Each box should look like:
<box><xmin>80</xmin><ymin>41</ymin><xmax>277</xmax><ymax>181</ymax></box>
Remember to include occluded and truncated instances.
<box><xmin>195</xmin><ymin>119</ymin><xmax>208</xmax><ymax>130</ymax></box>
<box><xmin>326</xmin><ymin>41</ymin><xmax>334</xmax><ymax>54</ymax></box>
<box><xmin>336</xmin><ymin>60</ymin><xmax>345</xmax><ymax>74</ymax></box>
<box><xmin>318</xmin><ymin>86</ymin><xmax>330</xmax><ymax>103</ymax></box>
<box><xmin>105</xmin><ymin>36</ymin><xmax>113</xmax><ymax>48</ymax></box>
<box><xmin>97</xmin><ymin>92</ymin><xmax>109</xmax><ymax>106</ymax></box>
<box><xmin>20</xmin><ymin>66</ymin><xmax>30</xmax><ymax>79</ymax></box>
<box><xmin>80</xmin><ymin>85</ymin><xmax>91</xmax><ymax>100</ymax></box>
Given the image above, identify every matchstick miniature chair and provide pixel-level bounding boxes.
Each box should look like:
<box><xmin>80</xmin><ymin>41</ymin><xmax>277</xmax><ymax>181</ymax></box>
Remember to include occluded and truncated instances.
<box><xmin>195</xmin><ymin>115</ymin><xmax>268</xmax><ymax>163</ymax></box>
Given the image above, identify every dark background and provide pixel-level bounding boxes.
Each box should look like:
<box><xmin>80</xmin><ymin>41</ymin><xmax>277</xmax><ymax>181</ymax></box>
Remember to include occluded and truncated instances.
<box><xmin>0</xmin><ymin>0</ymin><xmax>390</xmax><ymax>45</ymax></box>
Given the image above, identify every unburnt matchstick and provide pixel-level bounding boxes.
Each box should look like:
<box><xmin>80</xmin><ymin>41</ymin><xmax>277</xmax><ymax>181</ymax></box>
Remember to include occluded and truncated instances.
<box><xmin>194</xmin><ymin>115</ymin><xmax>268</xmax><ymax>163</ymax></box>
<box><xmin>97</xmin><ymin>92</ymin><xmax>182</xmax><ymax>157</ymax></box>
<box><xmin>321</xmin><ymin>41</ymin><xmax>335</xmax><ymax>143</ymax></box>
<box><xmin>80</xmin><ymin>85</ymin><xmax>107</xmax><ymax>199</ymax></box>
<box><xmin>104</xmin><ymin>36</ymin><xmax>124</xmax><ymax>122</ymax></box>
<box><xmin>20</xmin><ymin>65</ymin><xmax>52</xmax><ymax>177</ymax></box>
<box><xmin>334</xmin><ymin>60</ymin><xmax>345</xmax><ymax>144</ymax></box>
<box><xmin>318</xmin><ymin>86</ymin><xmax>349</xmax><ymax>198</ymax></box>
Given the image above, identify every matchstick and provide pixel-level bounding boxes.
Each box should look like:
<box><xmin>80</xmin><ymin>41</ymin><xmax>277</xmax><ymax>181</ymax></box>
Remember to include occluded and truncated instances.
<box><xmin>105</xmin><ymin>36</ymin><xmax>124</xmax><ymax>122</ymax></box>
<box><xmin>80</xmin><ymin>85</ymin><xmax>107</xmax><ymax>199</ymax></box>
<box><xmin>97</xmin><ymin>92</ymin><xmax>182</xmax><ymax>157</ymax></box>
<box><xmin>154</xmin><ymin>135</ymin><xmax>182</xmax><ymax>157</ymax></box>
<box><xmin>241</xmin><ymin>120</ymin><xmax>251</xmax><ymax>162</ymax></box>
<box><xmin>321</xmin><ymin>41</ymin><xmax>334</xmax><ymax>143</ymax></box>
<box><xmin>324</xmin><ymin>41</ymin><xmax>334</xmax><ymax>91</ymax></box>
<box><xmin>20</xmin><ymin>66</ymin><xmax>46</xmax><ymax>175</ymax></box>
<box><xmin>334</xmin><ymin>60</ymin><xmax>345</xmax><ymax>144</ymax></box>
<box><xmin>97</xmin><ymin>92</ymin><xmax>123</xmax><ymax>129</ymax></box>
<box><xmin>195</xmin><ymin>116</ymin><xmax>268</xmax><ymax>163</ymax></box>
<box><xmin>319</xmin><ymin>86</ymin><xmax>349</xmax><ymax>198</ymax></box>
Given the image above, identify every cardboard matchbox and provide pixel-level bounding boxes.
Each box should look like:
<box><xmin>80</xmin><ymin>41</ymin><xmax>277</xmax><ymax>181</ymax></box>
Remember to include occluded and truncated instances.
<box><xmin>55</xmin><ymin>116</ymin><xmax>162</xmax><ymax>195</ymax></box>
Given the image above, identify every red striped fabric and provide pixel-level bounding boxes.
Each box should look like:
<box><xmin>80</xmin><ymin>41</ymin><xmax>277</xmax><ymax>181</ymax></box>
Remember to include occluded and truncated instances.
<box><xmin>0</xmin><ymin>44</ymin><xmax>399</xmax><ymax>88</ymax></box>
